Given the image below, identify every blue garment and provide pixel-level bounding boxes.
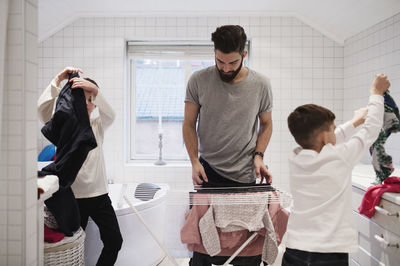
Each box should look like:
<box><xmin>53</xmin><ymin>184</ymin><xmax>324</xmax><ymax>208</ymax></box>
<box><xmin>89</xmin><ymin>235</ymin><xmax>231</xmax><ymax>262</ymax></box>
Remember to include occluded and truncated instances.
<box><xmin>38</xmin><ymin>144</ymin><xmax>55</xmax><ymax>161</ymax></box>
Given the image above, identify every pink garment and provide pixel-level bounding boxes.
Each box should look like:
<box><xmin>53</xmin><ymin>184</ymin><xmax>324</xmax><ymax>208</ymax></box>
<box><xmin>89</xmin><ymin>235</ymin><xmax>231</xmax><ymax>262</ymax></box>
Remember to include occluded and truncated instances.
<box><xmin>269</xmin><ymin>201</ymin><xmax>289</xmax><ymax>245</ymax></box>
<box><xmin>180</xmin><ymin>197</ymin><xmax>289</xmax><ymax>257</ymax></box>
<box><xmin>358</xmin><ymin>176</ymin><xmax>400</xmax><ymax>218</ymax></box>
<box><xmin>44</xmin><ymin>224</ymin><xmax>65</xmax><ymax>243</ymax></box>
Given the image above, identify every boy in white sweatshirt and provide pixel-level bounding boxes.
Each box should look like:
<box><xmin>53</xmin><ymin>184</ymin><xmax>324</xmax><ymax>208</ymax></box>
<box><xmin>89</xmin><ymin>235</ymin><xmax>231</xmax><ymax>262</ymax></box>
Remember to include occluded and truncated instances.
<box><xmin>38</xmin><ymin>67</ymin><xmax>123</xmax><ymax>266</ymax></box>
<box><xmin>283</xmin><ymin>74</ymin><xmax>390</xmax><ymax>266</ymax></box>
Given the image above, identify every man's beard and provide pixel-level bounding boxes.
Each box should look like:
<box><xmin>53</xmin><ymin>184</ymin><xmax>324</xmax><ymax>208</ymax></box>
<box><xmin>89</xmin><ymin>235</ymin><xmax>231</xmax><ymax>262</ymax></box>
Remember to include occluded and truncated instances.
<box><xmin>217</xmin><ymin>59</ymin><xmax>243</xmax><ymax>83</ymax></box>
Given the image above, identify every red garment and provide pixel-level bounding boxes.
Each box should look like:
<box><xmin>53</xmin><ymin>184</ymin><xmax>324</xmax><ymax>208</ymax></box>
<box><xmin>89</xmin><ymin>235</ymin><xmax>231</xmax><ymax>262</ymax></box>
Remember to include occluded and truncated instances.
<box><xmin>358</xmin><ymin>176</ymin><xmax>400</xmax><ymax>218</ymax></box>
<box><xmin>180</xmin><ymin>199</ymin><xmax>289</xmax><ymax>257</ymax></box>
<box><xmin>44</xmin><ymin>224</ymin><xmax>65</xmax><ymax>243</ymax></box>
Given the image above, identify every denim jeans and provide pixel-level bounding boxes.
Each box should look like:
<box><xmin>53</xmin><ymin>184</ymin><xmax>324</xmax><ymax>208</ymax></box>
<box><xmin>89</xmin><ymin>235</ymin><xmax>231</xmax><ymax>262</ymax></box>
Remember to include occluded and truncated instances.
<box><xmin>282</xmin><ymin>248</ymin><xmax>348</xmax><ymax>266</ymax></box>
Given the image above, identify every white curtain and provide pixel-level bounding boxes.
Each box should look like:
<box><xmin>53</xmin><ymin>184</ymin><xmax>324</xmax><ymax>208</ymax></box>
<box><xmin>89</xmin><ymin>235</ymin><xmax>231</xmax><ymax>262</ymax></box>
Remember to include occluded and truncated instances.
<box><xmin>0</xmin><ymin>0</ymin><xmax>9</xmax><ymax>138</ymax></box>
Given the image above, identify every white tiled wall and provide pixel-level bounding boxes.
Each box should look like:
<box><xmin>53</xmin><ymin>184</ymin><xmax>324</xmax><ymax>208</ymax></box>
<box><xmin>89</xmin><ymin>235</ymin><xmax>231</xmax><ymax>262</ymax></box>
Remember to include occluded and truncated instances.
<box><xmin>37</xmin><ymin>15</ymin><xmax>344</xmax><ymax>192</ymax></box>
<box><xmin>1</xmin><ymin>0</ymin><xmax>38</xmax><ymax>265</ymax></box>
<box><xmin>344</xmin><ymin>12</ymin><xmax>400</xmax><ymax>164</ymax></box>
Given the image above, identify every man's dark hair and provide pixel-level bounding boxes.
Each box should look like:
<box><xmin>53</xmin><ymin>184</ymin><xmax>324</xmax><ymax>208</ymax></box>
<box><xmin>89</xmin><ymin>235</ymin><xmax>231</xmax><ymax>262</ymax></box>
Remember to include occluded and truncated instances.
<box><xmin>287</xmin><ymin>104</ymin><xmax>335</xmax><ymax>149</ymax></box>
<box><xmin>211</xmin><ymin>25</ymin><xmax>247</xmax><ymax>54</ymax></box>
<box><xmin>84</xmin><ymin>77</ymin><xmax>98</xmax><ymax>88</ymax></box>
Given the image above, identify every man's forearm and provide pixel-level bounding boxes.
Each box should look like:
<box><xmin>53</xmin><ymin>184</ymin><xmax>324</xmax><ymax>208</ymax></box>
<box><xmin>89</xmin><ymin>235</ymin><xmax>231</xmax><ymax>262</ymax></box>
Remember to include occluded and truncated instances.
<box><xmin>255</xmin><ymin>120</ymin><xmax>272</xmax><ymax>153</ymax></box>
<box><xmin>182</xmin><ymin>123</ymin><xmax>200</xmax><ymax>164</ymax></box>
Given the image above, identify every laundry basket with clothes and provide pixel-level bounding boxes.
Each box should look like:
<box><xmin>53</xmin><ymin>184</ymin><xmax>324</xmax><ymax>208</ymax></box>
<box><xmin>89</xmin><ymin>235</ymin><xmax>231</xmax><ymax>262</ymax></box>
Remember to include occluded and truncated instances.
<box><xmin>44</xmin><ymin>227</ymin><xmax>85</xmax><ymax>266</ymax></box>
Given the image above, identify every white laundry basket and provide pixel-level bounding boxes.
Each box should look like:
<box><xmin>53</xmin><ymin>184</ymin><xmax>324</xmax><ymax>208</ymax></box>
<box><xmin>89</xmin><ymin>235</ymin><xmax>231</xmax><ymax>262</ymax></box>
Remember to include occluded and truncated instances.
<box><xmin>44</xmin><ymin>227</ymin><xmax>85</xmax><ymax>266</ymax></box>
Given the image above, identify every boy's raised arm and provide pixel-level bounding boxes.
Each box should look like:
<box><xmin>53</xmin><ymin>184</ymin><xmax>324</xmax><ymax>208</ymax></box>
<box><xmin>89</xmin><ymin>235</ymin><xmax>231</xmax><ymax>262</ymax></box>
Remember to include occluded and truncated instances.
<box><xmin>334</xmin><ymin>107</ymin><xmax>368</xmax><ymax>144</ymax></box>
<box><xmin>338</xmin><ymin>74</ymin><xmax>390</xmax><ymax>165</ymax></box>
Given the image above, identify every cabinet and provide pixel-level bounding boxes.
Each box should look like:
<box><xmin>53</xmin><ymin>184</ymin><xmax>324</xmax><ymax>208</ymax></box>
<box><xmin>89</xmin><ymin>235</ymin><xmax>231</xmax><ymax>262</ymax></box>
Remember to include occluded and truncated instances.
<box><xmin>351</xmin><ymin>164</ymin><xmax>400</xmax><ymax>266</ymax></box>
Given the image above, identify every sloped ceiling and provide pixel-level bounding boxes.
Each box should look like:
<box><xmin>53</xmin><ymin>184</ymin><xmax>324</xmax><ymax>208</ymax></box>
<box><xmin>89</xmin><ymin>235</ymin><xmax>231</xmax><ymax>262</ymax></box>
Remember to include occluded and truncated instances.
<box><xmin>38</xmin><ymin>0</ymin><xmax>400</xmax><ymax>44</ymax></box>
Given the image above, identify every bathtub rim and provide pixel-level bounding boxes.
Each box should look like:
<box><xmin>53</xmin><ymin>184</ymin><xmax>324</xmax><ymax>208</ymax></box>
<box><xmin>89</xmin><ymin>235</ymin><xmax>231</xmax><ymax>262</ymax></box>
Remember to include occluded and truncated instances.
<box><xmin>107</xmin><ymin>183</ymin><xmax>170</xmax><ymax>216</ymax></box>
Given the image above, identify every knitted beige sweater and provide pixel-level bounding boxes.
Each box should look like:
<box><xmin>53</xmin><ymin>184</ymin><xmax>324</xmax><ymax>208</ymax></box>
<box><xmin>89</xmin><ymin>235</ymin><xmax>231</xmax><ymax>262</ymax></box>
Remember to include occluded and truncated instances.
<box><xmin>198</xmin><ymin>193</ymin><xmax>278</xmax><ymax>264</ymax></box>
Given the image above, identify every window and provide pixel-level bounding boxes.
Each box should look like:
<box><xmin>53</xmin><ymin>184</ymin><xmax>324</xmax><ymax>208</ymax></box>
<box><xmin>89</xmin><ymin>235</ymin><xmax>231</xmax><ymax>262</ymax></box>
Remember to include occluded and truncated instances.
<box><xmin>126</xmin><ymin>41</ymin><xmax>249</xmax><ymax>162</ymax></box>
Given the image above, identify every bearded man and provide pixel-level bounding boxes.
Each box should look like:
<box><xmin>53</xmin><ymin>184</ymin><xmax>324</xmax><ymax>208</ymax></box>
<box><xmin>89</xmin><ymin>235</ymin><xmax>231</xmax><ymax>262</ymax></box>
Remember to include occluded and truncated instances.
<box><xmin>183</xmin><ymin>25</ymin><xmax>273</xmax><ymax>187</ymax></box>
<box><xmin>182</xmin><ymin>25</ymin><xmax>274</xmax><ymax>266</ymax></box>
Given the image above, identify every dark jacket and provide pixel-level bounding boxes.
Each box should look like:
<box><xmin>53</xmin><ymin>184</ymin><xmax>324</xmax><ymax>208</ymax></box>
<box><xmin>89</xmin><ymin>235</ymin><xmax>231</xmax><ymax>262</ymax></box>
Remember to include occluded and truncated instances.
<box><xmin>39</xmin><ymin>72</ymin><xmax>97</xmax><ymax>236</ymax></box>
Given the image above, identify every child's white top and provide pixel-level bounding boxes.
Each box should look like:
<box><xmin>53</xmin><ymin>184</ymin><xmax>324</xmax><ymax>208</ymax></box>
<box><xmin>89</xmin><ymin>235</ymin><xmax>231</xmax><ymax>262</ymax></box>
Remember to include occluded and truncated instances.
<box><xmin>38</xmin><ymin>79</ymin><xmax>116</xmax><ymax>198</ymax></box>
<box><xmin>286</xmin><ymin>95</ymin><xmax>384</xmax><ymax>253</ymax></box>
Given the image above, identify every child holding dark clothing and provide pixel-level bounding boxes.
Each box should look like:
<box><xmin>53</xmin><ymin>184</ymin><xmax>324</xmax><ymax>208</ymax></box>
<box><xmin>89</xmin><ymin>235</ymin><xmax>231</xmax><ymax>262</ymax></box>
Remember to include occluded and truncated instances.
<box><xmin>38</xmin><ymin>67</ymin><xmax>123</xmax><ymax>265</ymax></box>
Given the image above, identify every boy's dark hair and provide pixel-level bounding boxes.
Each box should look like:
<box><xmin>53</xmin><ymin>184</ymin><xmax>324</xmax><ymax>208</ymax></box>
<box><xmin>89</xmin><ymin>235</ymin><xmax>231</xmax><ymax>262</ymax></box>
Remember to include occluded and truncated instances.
<box><xmin>84</xmin><ymin>77</ymin><xmax>98</xmax><ymax>88</ymax></box>
<box><xmin>287</xmin><ymin>104</ymin><xmax>335</xmax><ymax>149</ymax></box>
<box><xmin>211</xmin><ymin>25</ymin><xmax>247</xmax><ymax>54</ymax></box>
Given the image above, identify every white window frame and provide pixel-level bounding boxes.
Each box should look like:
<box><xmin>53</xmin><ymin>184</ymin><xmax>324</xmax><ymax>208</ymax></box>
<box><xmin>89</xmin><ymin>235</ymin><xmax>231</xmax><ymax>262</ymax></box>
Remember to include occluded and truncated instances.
<box><xmin>125</xmin><ymin>40</ymin><xmax>250</xmax><ymax>163</ymax></box>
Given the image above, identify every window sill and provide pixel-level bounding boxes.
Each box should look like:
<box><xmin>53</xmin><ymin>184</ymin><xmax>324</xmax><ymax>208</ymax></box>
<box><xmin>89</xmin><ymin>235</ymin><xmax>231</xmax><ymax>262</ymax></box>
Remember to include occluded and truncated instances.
<box><xmin>125</xmin><ymin>160</ymin><xmax>191</xmax><ymax>167</ymax></box>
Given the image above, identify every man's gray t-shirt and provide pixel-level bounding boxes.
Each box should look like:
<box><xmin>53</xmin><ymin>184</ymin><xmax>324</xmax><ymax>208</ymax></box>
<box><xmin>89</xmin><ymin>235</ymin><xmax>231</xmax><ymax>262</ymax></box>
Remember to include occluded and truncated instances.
<box><xmin>185</xmin><ymin>66</ymin><xmax>273</xmax><ymax>183</ymax></box>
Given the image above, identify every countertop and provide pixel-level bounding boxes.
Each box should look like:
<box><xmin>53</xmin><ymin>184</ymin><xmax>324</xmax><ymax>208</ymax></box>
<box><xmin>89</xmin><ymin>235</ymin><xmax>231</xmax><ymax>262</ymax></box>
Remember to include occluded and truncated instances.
<box><xmin>352</xmin><ymin>164</ymin><xmax>400</xmax><ymax>205</ymax></box>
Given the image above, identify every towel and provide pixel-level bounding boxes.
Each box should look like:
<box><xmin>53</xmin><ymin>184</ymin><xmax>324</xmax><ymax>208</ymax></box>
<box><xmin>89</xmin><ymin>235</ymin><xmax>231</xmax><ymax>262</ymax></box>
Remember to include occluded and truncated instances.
<box><xmin>44</xmin><ymin>224</ymin><xmax>65</xmax><ymax>243</ymax></box>
<box><xmin>37</xmin><ymin>174</ymin><xmax>59</xmax><ymax>198</ymax></box>
<box><xmin>358</xmin><ymin>176</ymin><xmax>400</xmax><ymax>218</ymax></box>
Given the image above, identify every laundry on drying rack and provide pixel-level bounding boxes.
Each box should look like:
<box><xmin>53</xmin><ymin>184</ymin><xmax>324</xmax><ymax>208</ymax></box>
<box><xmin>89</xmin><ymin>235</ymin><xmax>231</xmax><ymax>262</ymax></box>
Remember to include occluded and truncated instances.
<box><xmin>120</xmin><ymin>183</ymin><xmax>291</xmax><ymax>266</ymax></box>
<box><xmin>198</xmin><ymin>193</ymin><xmax>278</xmax><ymax>264</ymax></box>
<box><xmin>179</xmin><ymin>186</ymin><xmax>290</xmax><ymax>265</ymax></box>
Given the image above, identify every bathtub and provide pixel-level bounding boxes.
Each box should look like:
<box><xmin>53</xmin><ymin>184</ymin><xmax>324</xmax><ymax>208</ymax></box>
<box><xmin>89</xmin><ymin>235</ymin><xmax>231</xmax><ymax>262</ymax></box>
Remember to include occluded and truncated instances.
<box><xmin>84</xmin><ymin>183</ymin><xmax>169</xmax><ymax>266</ymax></box>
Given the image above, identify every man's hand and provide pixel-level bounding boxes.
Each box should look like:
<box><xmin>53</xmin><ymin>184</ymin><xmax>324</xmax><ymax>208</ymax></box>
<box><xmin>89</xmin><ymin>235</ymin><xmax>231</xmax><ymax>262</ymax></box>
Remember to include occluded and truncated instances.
<box><xmin>351</xmin><ymin>107</ymin><xmax>368</xmax><ymax>128</ymax></box>
<box><xmin>192</xmin><ymin>160</ymin><xmax>208</xmax><ymax>186</ymax></box>
<box><xmin>254</xmin><ymin>156</ymin><xmax>272</xmax><ymax>184</ymax></box>
<box><xmin>70</xmin><ymin>77</ymin><xmax>99</xmax><ymax>96</ymax></box>
<box><xmin>55</xmin><ymin>67</ymin><xmax>83</xmax><ymax>86</ymax></box>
